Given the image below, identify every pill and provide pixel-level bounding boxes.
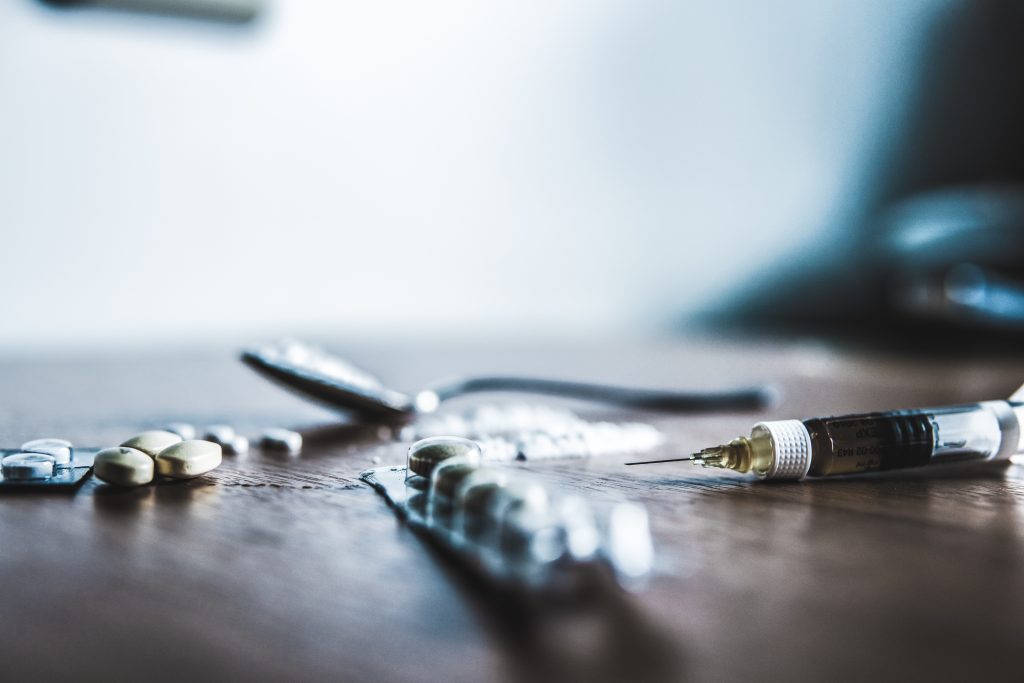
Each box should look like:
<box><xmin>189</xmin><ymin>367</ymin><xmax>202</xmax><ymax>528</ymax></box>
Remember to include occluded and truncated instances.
<box><xmin>427</xmin><ymin>454</ymin><xmax>482</xmax><ymax>529</ymax></box>
<box><xmin>555</xmin><ymin>495</ymin><xmax>600</xmax><ymax>561</ymax></box>
<box><xmin>225</xmin><ymin>435</ymin><xmax>249</xmax><ymax>455</ymax></box>
<box><xmin>259</xmin><ymin>428</ymin><xmax>302</xmax><ymax>454</ymax></box>
<box><xmin>452</xmin><ymin>469</ymin><xmax>510</xmax><ymax>545</ymax></box>
<box><xmin>160</xmin><ymin>422</ymin><xmax>196</xmax><ymax>440</ymax></box>
<box><xmin>492</xmin><ymin>482</ymin><xmax>556</xmax><ymax>563</ymax></box>
<box><xmin>202</xmin><ymin>424</ymin><xmax>236</xmax><ymax>446</ymax></box>
<box><xmin>120</xmin><ymin>430</ymin><xmax>183</xmax><ymax>458</ymax></box>
<box><xmin>21</xmin><ymin>438</ymin><xmax>73</xmax><ymax>467</ymax></box>
<box><xmin>407</xmin><ymin>436</ymin><xmax>483</xmax><ymax>478</ymax></box>
<box><xmin>155</xmin><ymin>440</ymin><xmax>222</xmax><ymax>479</ymax></box>
<box><xmin>2</xmin><ymin>452</ymin><xmax>56</xmax><ymax>480</ymax></box>
<box><xmin>487</xmin><ymin>478</ymin><xmax>550</xmax><ymax>527</ymax></box>
<box><xmin>429</xmin><ymin>452</ymin><xmax>482</xmax><ymax>503</ymax></box>
<box><xmin>93</xmin><ymin>447</ymin><xmax>154</xmax><ymax>487</ymax></box>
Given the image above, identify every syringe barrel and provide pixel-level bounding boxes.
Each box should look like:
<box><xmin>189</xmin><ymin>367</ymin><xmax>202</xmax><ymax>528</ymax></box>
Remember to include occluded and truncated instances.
<box><xmin>796</xmin><ymin>400</ymin><xmax>1022</xmax><ymax>478</ymax></box>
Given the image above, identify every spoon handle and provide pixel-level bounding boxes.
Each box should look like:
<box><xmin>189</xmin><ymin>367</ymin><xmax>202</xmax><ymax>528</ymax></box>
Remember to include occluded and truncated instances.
<box><xmin>240</xmin><ymin>348</ymin><xmax>415</xmax><ymax>420</ymax></box>
<box><xmin>421</xmin><ymin>376</ymin><xmax>775</xmax><ymax>413</ymax></box>
<box><xmin>242</xmin><ymin>340</ymin><xmax>775</xmax><ymax>420</ymax></box>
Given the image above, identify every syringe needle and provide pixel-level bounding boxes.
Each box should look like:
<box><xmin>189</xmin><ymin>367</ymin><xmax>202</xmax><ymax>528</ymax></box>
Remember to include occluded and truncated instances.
<box><xmin>624</xmin><ymin>456</ymin><xmax>694</xmax><ymax>466</ymax></box>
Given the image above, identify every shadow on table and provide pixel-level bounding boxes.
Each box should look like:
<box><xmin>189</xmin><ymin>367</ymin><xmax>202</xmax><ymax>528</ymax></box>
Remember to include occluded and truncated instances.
<box><xmin>91</xmin><ymin>477</ymin><xmax>221</xmax><ymax>515</ymax></box>
<box><xmin>410</xmin><ymin>531</ymin><xmax>685</xmax><ymax>683</ymax></box>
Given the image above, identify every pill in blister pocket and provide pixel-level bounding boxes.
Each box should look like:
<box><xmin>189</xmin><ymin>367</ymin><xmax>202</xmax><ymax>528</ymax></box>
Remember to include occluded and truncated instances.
<box><xmin>21</xmin><ymin>438</ymin><xmax>73</xmax><ymax>467</ymax></box>
<box><xmin>260</xmin><ymin>428</ymin><xmax>302</xmax><ymax>454</ymax></box>
<box><xmin>94</xmin><ymin>447</ymin><xmax>154</xmax><ymax>487</ymax></box>
<box><xmin>121</xmin><ymin>431</ymin><xmax>183</xmax><ymax>458</ymax></box>
<box><xmin>427</xmin><ymin>454</ymin><xmax>482</xmax><ymax>528</ymax></box>
<box><xmin>429</xmin><ymin>452</ymin><xmax>482</xmax><ymax>503</ymax></box>
<box><xmin>155</xmin><ymin>440</ymin><xmax>222</xmax><ymax>479</ymax></box>
<box><xmin>407</xmin><ymin>436</ymin><xmax>483</xmax><ymax>478</ymax></box>
<box><xmin>2</xmin><ymin>452</ymin><xmax>56</xmax><ymax>480</ymax></box>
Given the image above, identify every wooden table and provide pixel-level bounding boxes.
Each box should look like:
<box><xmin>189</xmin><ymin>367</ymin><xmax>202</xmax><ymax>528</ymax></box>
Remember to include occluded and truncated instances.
<box><xmin>2</xmin><ymin>338</ymin><xmax>1023</xmax><ymax>682</ymax></box>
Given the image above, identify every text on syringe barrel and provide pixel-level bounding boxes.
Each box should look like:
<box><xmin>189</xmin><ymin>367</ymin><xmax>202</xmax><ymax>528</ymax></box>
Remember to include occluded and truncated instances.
<box><xmin>802</xmin><ymin>401</ymin><xmax>1021</xmax><ymax>477</ymax></box>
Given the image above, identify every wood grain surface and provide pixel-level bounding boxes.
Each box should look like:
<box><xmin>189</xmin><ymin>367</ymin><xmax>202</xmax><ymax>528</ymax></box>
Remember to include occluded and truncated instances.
<box><xmin>2</xmin><ymin>338</ymin><xmax>1023</xmax><ymax>682</ymax></box>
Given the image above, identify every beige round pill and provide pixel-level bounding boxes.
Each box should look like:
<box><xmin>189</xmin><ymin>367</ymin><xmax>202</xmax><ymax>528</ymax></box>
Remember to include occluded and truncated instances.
<box><xmin>155</xmin><ymin>440</ymin><xmax>222</xmax><ymax>479</ymax></box>
<box><xmin>407</xmin><ymin>436</ymin><xmax>483</xmax><ymax>478</ymax></box>
<box><xmin>120</xmin><ymin>430</ymin><xmax>183</xmax><ymax>458</ymax></box>
<box><xmin>94</xmin><ymin>447</ymin><xmax>155</xmax><ymax>487</ymax></box>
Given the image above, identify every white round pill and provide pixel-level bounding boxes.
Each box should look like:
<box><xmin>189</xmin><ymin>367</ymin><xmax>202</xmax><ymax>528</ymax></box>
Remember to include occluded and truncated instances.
<box><xmin>260</xmin><ymin>428</ymin><xmax>302</xmax><ymax>454</ymax></box>
<box><xmin>94</xmin><ymin>447</ymin><xmax>155</xmax><ymax>487</ymax></box>
<box><xmin>155</xmin><ymin>440</ymin><xmax>222</xmax><ymax>479</ymax></box>
<box><xmin>160</xmin><ymin>422</ymin><xmax>196</xmax><ymax>440</ymax></box>
<box><xmin>202</xmin><ymin>425</ymin><xmax>236</xmax><ymax>447</ymax></box>
<box><xmin>225</xmin><ymin>435</ymin><xmax>249</xmax><ymax>455</ymax></box>
<box><xmin>120</xmin><ymin>430</ymin><xmax>183</xmax><ymax>458</ymax></box>
<box><xmin>2</xmin><ymin>452</ymin><xmax>56</xmax><ymax>480</ymax></box>
<box><xmin>21</xmin><ymin>438</ymin><xmax>73</xmax><ymax>467</ymax></box>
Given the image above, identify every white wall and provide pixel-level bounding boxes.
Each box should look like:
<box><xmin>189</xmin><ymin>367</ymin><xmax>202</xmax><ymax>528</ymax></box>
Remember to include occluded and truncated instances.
<box><xmin>0</xmin><ymin>0</ymin><xmax>940</xmax><ymax>352</ymax></box>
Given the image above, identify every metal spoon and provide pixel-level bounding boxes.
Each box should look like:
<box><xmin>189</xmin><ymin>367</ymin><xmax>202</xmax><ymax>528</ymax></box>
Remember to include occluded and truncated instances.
<box><xmin>240</xmin><ymin>339</ymin><xmax>774</xmax><ymax>422</ymax></box>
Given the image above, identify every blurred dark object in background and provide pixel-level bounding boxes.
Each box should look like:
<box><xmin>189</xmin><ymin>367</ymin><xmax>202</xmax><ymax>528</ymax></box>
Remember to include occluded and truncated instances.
<box><xmin>39</xmin><ymin>0</ymin><xmax>262</xmax><ymax>23</ymax></box>
<box><xmin>880</xmin><ymin>186</ymin><xmax>1024</xmax><ymax>332</ymax></box>
<box><xmin>712</xmin><ymin>0</ymin><xmax>1024</xmax><ymax>347</ymax></box>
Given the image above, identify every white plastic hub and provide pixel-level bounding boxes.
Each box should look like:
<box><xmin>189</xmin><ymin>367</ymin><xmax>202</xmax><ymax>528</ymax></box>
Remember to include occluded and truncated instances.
<box><xmin>755</xmin><ymin>419</ymin><xmax>813</xmax><ymax>480</ymax></box>
<box><xmin>978</xmin><ymin>400</ymin><xmax>1021</xmax><ymax>461</ymax></box>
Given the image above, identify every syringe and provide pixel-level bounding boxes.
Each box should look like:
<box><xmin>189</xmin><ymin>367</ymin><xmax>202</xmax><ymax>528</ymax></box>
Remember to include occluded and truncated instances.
<box><xmin>626</xmin><ymin>399</ymin><xmax>1024</xmax><ymax>480</ymax></box>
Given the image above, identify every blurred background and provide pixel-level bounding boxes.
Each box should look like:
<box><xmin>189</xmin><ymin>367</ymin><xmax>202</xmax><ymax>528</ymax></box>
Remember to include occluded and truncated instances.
<box><xmin>2</xmin><ymin>0</ymin><xmax>1023</xmax><ymax>355</ymax></box>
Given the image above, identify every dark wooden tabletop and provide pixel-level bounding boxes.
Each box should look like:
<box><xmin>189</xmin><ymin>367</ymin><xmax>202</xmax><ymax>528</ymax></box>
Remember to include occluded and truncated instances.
<box><xmin>3</xmin><ymin>337</ymin><xmax>1024</xmax><ymax>682</ymax></box>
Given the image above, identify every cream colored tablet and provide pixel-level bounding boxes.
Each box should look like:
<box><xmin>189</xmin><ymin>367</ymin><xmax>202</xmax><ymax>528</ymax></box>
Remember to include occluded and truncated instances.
<box><xmin>94</xmin><ymin>447</ymin><xmax>154</xmax><ymax>487</ymax></box>
<box><xmin>155</xmin><ymin>440</ymin><xmax>222</xmax><ymax>479</ymax></box>
<box><xmin>121</xmin><ymin>430</ymin><xmax>183</xmax><ymax>458</ymax></box>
